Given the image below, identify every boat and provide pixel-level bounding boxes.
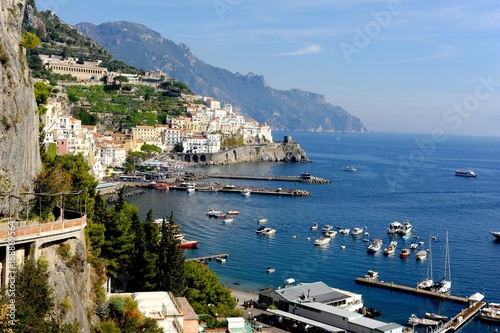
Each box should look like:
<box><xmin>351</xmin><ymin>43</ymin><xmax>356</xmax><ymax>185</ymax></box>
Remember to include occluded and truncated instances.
<box><xmin>186</xmin><ymin>183</ymin><xmax>195</xmax><ymax>193</ymax></box>
<box><xmin>424</xmin><ymin>313</ymin><xmax>448</xmax><ymax>322</ymax></box>
<box><xmin>491</xmin><ymin>231</ymin><xmax>500</xmax><ymax>240</ymax></box>
<box><xmin>178</xmin><ymin>239</ymin><xmax>198</xmax><ymax>249</ymax></box>
<box><xmin>256</xmin><ymin>226</ymin><xmax>266</xmax><ymax>234</ymax></box>
<box><xmin>257</xmin><ymin>218</ymin><xmax>268</xmax><ymax>223</ymax></box>
<box><xmin>261</xmin><ymin>228</ymin><xmax>276</xmax><ymax>236</ymax></box>
<box><xmin>321</xmin><ymin>225</ymin><xmax>333</xmax><ymax>233</ymax></box>
<box><xmin>340</xmin><ymin>245</ymin><xmax>346</xmax><ymax>249</ymax></box>
<box><xmin>223</xmin><ymin>184</ymin><xmax>236</xmax><ymax>189</ymax></box>
<box><xmin>216</xmin><ymin>257</ymin><xmax>226</xmax><ymax>263</ymax></box>
<box><xmin>339</xmin><ymin>228</ymin><xmax>350</xmax><ymax>235</ymax></box>
<box><xmin>387</xmin><ymin>221</ymin><xmax>402</xmax><ymax>234</ymax></box>
<box><xmin>433</xmin><ymin>231</ymin><xmax>451</xmax><ymax>294</ymax></box>
<box><xmin>367</xmin><ymin>239</ymin><xmax>383</xmax><ymax>253</ymax></box>
<box><xmin>325</xmin><ymin>230</ymin><xmax>337</xmax><ymax>238</ymax></box>
<box><xmin>207</xmin><ymin>209</ymin><xmax>223</xmax><ymax>217</ymax></box>
<box><xmin>399</xmin><ymin>248</ymin><xmax>410</xmax><ymax>258</ymax></box>
<box><xmin>383</xmin><ymin>241</ymin><xmax>398</xmax><ymax>255</ymax></box>
<box><xmin>214</xmin><ymin>214</ymin><xmax>226</xmax><ymax>219</ymax></box>
<box><xmin>364</xmin><ymin>270</ymin><xmax>379</xmax><ymax>280</ymax></box>
<box><xmin>480</xmin><ymin>309</ymin><xmax>500</xmax><ymax>324</ymax></box>
<box><xmin>241</xmin><ymin>188</ymin><xmax>251</xmax><ymax>196</ymax></box>
<box><xmin>351</xmin><ymin>227</ymin><xmax>363</xmax><ymax>236</ymax></box>
<box><xmin>410</xmin><ymin>242</ymin><xmax>418</xmax><ymax>250</ymax></box>
<box><xmin>154</xmin><ymin>182</ymin><xmax>169</xmax><ymax>189</ymax></box>
<box><xmin>417</xmin><ymin>236</ymin><xmax>434</xmax><ymax>290</ymax></box>
<box><xmin>310</xmin><ymin>223</ymin><xmax>318</xmax><ymax>230</ymax></box>
<box><xmin>314</xmin><ymin>237</ymin><xmax>331</xmax><ymax>246</ymax></box>
<box><xmin>223</xmin><ymin>218</ymin><xmax>234</xmax><ymax>223</ymax></box>
<box><xmin>416</xmin><ymin>250</ymin><xmax>427</xmax><ymax>260</ymax></box>
<box><xmin>343</xmin><ymin>166</ymin><xmax>357</xmax><ymax>172</ymax></box>
<box><xmin>227</xmin><ymin>211</ymin><xmax>240</xmax><ymax>215</ymax></box>
<box><xmin>399</xmin><ymin>221</ymin><xmax>412</xmax><ymax>235</ymax></box>
<box><xmin>407</xmin><ymin>314</ymin><xmax>439</xmax><ymax>327</ymax></box>
<box><xmin>267</xmin><ymin>267</ymin><xmax>276</xmax><ymax>273</ymax></box>
<box><xmin>455</xmin><ymin>169</ymin><xmax>477</xmax><ymax>177</ymax></box>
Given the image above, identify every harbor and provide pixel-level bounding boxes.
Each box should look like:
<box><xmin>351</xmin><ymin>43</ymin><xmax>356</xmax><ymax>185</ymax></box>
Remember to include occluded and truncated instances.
<box><xmin>355</xmin><ymin>277</ymin><xmax>468</xmax><ymax>304</ymax></box>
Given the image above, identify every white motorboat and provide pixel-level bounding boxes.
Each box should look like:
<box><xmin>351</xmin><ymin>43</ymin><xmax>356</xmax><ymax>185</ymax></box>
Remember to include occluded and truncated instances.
<box><xmin>398</xmin><ymin>221</ymin><xmax>412</xmax><ymax>235</ymax></box>
<box><xmin>223</xmin><ymin>218</ymin><xmax>234</xmax><ymax>223</ymax></box>
<box><xmin>367</xmin><ymin>238</ymin><xmax>383</xmax><ymax>253</ymax></box>
<box><xmin>267</xmin><ymin>267</ymin><xmax>276</xmax><ymax>273</ymax></box>
<box><xmin>321</xmin><ymin>225</ymin><xmax>333</xmax><ymax>233</ymax></box>
<box><xmin>256</xmin><ymin>226</ymin><xmax>266</xmax><ymax>234</ymax></box>
<box><xmin>241</xmin><ymin>188</ymin><xmax>251</xmax><ymax>196</ymax></box>
<box><xmin>491</xmin><ymin>231</ymin><xmax>500</xmax><ymax>240</ymax></box>
<box><xmin>343</xmin><ymin>166</ymin><xmax>357</xmax><ymax>172</ymax></box>
<box><xmin>416</xmin><ymin>250</ymin><xmax>427</xmax><ymax>260</ymax></box>
<box><xmin>314</xmin><ymin>237</ymin><xmax>331</xmax><ymax>246</ymax></box>
<box><xmin>410</xmin><ymin>242</ymin><xmax>418</xmax><ymax>249</ymax></box>
<box><xmin>455</xmin><ymin>169</ymin><xmax>477</xmax><ymax>177</ymax></box>
<box><xmin>310</xmin><ymin>222</ymin><xmax>318</xmax><ymax>230</ymax></box>
<box><xmin>364</xmin><ymin>270</ymin><xmax>379</xmax><ymax>280</ymax></box>
<box><xmin>186</xmin><ymin>183</ymin><xmax>195</xmax><ymax>193</ymax></box>
<box><xmin>261</xmin><ymin>228</ymin><xmax>276</xmax><ymax>236</ymax></box>
<box><xmin>424</xmin><ymin>313</ymin><xmax>448</xmax><ymax>322</ymax></box>
<box><xmin>351</xmin><ymin>227</ymin><xmax>363</xmax><ymax>236</ymax></box>
<box><xmin>407</xmin><ymin>314</ymin><xmax>439</xmax><ymax>327</ymax></box>
<box><xmin>383</xmin><ymin>241</ymin><xmax>398</xmax><ymax>255</ymax></box>
<box><xmin>207</xmin><ymin>209</ymin><xmax>223</xmax><ymax>217</ymax></box>
<box><xmin>387</xmin><ymin>221</ymin><xmax>402</xmax><ymax>234</ymax></box>
<box><xmin>257</xmin><ymin>218</ymin><xmax>268</xmax><ymax>223</ymax></box>
<box><xmin>325</xmin><ymin>230</ymin><xmax>337</xmax><ymax>238</ymax></box>
<box><xmin>339</xmin><ymin>228</ymin><xmax>350</xmax><ymax>235</ymax></box>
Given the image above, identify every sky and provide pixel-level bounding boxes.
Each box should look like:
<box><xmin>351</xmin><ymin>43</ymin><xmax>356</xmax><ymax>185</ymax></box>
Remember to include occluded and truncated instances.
<box><xmin>35</xmin><ymin>0</ymin><xmax>500</xmax><ymax>137</ymax></box>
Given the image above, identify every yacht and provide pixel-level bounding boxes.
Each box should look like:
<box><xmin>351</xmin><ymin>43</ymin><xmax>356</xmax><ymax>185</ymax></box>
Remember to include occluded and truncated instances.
<box><xmin>387</xmin><ymin>221</ymin><xmax>402</xmax><ymax>234</ymax></box>
<box><xmin>490</xmin><ymin>231</ymin><xmax>500</xmax><ymax>240</ymax></box>
<box><xmin>433</xmin><ymin>231</ymin><xmax>451</xmax><ymax>294</ymax></box>
<box><xmin>261</xmin><ymin>228</ymin><xmax>276</xmax><ymax>236</ymax></box>
<box><xmin>343</xmin><ymin>166</ymin><xmax>357</xmax><ymax>172</ymax></box>
<box><xmin>398</xmin><ymin>221</ymin><xmax>412</xmax><ymax>235</ymax></box>
<box><xmin>186</xmin><ymin>183</ymin><xmax>195</xmax><ymax>193</ymax></box>
<box><xmin>325</xmin><ymin>230</ymin><xmax>337</xmax><ymax>238</ymax></box>
<box><xmin>314</xmin><ymin>237</ymin><xmax>331</xmax><ymax>246</ymax></box>
<box><xmin>351</xmin><ymin>227</ymin><xmax>363</xmax><ymax>236</ymax></box>
<box><xmin>321</xmin><ymin>225</ymin><xmax>333</xmax><ymax>233</ymax></box>
<box><xmin>367</xmin><ymin>239</ymin><xmax>383</xmax><ymax>253</ymax></box>
<box><xmin>455</xmin><ymin>169</ymin><xmax>477</xmax><ymax>177</ymax></box>
<box><xmin>417</xmin><ymin>236</ymin><xmax>434</xmax><ymax>290</ymax></box>
<box><xmin>383</xmin><ymin>241</ymin><xmax>398</xmax><ymax>255</ymax></box>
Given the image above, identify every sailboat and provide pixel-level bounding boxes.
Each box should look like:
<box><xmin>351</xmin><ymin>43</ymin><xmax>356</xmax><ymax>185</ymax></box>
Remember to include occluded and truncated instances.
<box><xmin>417</xmin><ymin>236</ymin><xmax>434</xmax><ymax>290</ymax></box>
<box><xmin>433</xmin><ymin>231</ymin><xmax>451</xmax><ymax>294</ymax></box>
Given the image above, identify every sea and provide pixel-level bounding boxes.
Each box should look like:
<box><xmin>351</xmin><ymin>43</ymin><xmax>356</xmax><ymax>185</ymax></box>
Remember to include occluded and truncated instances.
<box><xmin>126</xmin><ymin>132</ymin><xmax>500</xmax><ymax>333</ymax></box>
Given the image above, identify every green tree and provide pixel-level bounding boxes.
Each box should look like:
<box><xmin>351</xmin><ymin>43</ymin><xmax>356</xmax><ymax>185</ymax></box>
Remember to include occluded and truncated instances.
<box><xmin>20</xmin><ymin>31</ymin><xmax>41</xmax><ymax>49</ymax></box>
<box><xmin>156</xmin><ymin>211</ymin><xmax>186</xmax><ymax>295</ymax></box>
<box><xmin>131</xmin><ymin>210</ymin><xmax>159</xmax><ymax>291</ymax></box>
<box><xmin>140</xmin><ymin>144</ymin><xmax>162</xmax><ymax>156</ymax></box>
<box><xmin>33</xmin><ymin>164</ymin><xmax>72</xmax><ymax>220</ymax></box>
<box><xmin>173</xmin><ymin>142</ymin><xmax>184</xmax><ymax>153</ymax></box>
<box><xmin>13</xmin><ymin>258</ymin><xmax>55</xmax><ymax>332</ymax></box>
<box><xmin>34</xmin><ymin>81</ymin><xmax>53</xmax><ymax>106</ymax></box>
<box><xmin>87</xmin><ymin>195</ymin><xmax>107</xmax><ymax>257</ymax></box>
<box><xmin>184</xmin><ymin>260</ymin><xmax>241</xmax><ymax>318</ymax></box>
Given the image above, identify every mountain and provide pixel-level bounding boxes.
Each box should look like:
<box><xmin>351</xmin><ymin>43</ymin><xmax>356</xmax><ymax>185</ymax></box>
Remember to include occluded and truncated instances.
<box><xmin>75</xmin><ymin>21</ymin><xmax>367</xmax><ymax>133</ymax></box>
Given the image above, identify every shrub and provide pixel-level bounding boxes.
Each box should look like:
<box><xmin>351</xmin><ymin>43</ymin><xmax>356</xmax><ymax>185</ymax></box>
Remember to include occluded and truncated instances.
<box><xmin>56</xmin><ymin>242</ymin><xmax>71</xmax><ymax>259</ymax></box>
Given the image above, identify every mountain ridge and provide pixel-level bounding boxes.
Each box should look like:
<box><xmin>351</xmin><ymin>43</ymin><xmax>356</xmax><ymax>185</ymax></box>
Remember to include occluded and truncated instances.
<box><xmin>75</xmin><ymin>21</ymin><xmax>367</xmax><ymax>133</ymax></box>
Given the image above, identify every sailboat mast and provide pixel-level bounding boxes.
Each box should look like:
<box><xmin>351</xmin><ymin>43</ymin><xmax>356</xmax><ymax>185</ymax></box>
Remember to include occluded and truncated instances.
<box><xmin>429</xmin><ymin>236</ymin><xmax>433</xmax><ymax>281</ymax></box>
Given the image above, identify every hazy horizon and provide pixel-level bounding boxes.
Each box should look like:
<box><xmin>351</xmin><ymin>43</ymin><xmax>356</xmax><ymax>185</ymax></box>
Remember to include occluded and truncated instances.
<box><xmin>36</xmin><ymin>0</ymin><xmax>500</xmax><ymax>137</ymax></box>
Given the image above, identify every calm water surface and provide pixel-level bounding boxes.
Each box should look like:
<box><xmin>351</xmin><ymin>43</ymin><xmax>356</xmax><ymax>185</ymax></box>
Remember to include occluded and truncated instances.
<box><xmin>127</xmin><ymin>132</ymin><xmax>500</xmax><ymax>333</ymax></box>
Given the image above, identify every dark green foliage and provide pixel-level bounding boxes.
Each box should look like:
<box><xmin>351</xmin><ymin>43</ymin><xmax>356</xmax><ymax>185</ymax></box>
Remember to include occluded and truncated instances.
<box><xmin>174</xmin><ymin>142</ymin><xmax>184</xmax><ymax>153</ymax></box>
<box><xmin>13</xmin><ymin>258</ymin><xmax>55</xmax><ymax>332</ymax></box>
<box><xmin>34</xmin><ymin>81</ymin><xmax>53</xmax><ymax>105</ymax></box>
<box><xmin>184</xmin><ymin>260</ymin><xmax>242</xmax><ymax>318</ymax></box>
<box><xmin>156</xmin><ymin>211</ymin><xmax>186</xmax><ymax>296</ymax></box>
<box><xmin>72</xmin><ymin>107</ymin><xmax>98</xmax><ymax>125</ymax></box>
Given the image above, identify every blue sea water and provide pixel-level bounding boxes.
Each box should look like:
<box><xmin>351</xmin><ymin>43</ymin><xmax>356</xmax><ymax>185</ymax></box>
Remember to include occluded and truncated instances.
<box><xmin>127</xmin><ymin>132</ymin><xmax>500</xmax><ymax>333</ymax></box>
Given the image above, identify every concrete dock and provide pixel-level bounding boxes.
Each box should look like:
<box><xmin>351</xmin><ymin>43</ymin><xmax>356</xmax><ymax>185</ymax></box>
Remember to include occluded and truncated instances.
<box><xmin>205</xmin><ymin>173</ymin><xmax>331</xmax><ymax>184</ymax></box>
<box><xmin>186</xmin><ymin>253</ymin><xmax>229</xmax><ymax>262</ymax></box>
<box><xmin>168</xmin><ymin>185</ymin><xmax>311</xmax><ymax>196</ymax></box>
<box><xmin>433</xmin><ymin>300</ymin><xmax>486</xmax><ymax>332</ymax></box>
<box><xmin>355</xmin><ymin>277</ymin><xmax>468</xmax><ymax>304</ymax></box>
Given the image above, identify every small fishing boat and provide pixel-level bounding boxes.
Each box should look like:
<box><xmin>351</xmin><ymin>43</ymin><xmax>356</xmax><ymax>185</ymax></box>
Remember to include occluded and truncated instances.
<box><xmin>267</xmin><ymin>267</ymin><xmax>276</xmax><ymax>273</ymax></box>
<box><xmin>416</xmin><ymin>250</ymin><xmax>427</xmax><ymax>260</ymax></box>
<box><xmin>400</xmin><ymin>248</ymin><xmax>410</xmax><ymax>258</ymax></box>
<box><xmin>258</xmin><ymin>218</ymin><xmax>268</xmax><ymax>223</ymax></box>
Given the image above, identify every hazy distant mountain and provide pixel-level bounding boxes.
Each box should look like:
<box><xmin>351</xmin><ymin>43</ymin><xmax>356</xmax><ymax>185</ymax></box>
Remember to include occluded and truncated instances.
<box><xmin>75</xmin><ymin>21</ymin><xmax>367</xmax><ymax>133</ymax></box>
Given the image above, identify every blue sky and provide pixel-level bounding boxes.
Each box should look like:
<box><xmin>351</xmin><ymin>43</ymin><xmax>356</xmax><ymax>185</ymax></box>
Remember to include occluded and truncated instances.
<box><xmin>36</xmin><ymin>0</ymin><xmax>500</xmax><ymax>136</ymax></box>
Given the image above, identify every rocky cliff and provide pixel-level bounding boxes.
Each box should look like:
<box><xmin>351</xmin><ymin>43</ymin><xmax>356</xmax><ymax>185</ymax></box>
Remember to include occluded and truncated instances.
<box><xmin>207</xmin><ymin>141</ymin><xmax>310</xmax><ymax>165</ymax></box>
<box><xmin>0</xmin><ymin>0</ymin><xmax>41</xmax><ymax>216</ymax></box>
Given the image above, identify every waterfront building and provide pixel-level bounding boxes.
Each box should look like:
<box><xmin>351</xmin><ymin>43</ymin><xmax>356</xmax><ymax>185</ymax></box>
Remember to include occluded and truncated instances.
<box><xmin>259</xmin><ymin>281</ymin><xmax>403</xmax><ymax>333</ymax></box>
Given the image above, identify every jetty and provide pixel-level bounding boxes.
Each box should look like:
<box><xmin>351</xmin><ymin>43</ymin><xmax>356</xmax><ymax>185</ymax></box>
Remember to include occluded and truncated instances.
<box><xmin>432</xmin><ymin>299</ymin><xmax>486</xmax><ymax>332</ymax></box>
<box><xmin>355</xmin><ymin>277</ymin><xmax>468</xmax><ymax>304</ymax></box>
<box><xmin>168</xmin><ymin>184</ymin><xmax>311</xmax><ymax>197</ymax></box>
<box><xmin>186</xmin><ymin>253</ymin><xmax>229</xmax><ymax>262</ymax></box>
<box><xmin>205</xmin><ymin>173</ymin><xmax>331</xmax><ymax>184</ymax></box>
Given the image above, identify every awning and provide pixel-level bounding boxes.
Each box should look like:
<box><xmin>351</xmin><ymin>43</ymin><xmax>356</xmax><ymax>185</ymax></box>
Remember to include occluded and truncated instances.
<box><xmin>267</xmin><ymin>309</ymin><xmax>346</xmax><ymax>333</ymax></box>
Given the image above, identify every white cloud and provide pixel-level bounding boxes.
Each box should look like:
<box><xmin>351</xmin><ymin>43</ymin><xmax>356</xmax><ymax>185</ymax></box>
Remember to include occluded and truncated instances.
<box><xmin>276</xmin><ymin>44</ymin><xmax>322</xmax><ymax>56</ymax></box>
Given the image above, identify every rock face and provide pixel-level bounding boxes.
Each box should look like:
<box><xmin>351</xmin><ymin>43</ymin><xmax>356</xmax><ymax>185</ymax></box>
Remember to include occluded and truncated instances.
<box><xmin>207</xmin><ymin>142</ymin><xmax>310</xmax><ymax>165</ymax></box>
<box><xmin>0</xmin><ymin>0</ymin><xmax>41</xmax><ymax>215</ymax></box>
<box><xmin>39</xmin><ymin>239</ymin><xmax>94</xmax><ymax>332</ymax></box>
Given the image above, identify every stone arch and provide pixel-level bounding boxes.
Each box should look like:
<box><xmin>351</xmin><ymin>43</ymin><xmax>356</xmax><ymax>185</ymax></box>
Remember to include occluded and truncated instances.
<box><xmin>200</xmin><ymin>155</ymin><xmax>207</xmax><ymax>163</ymax></box>
<box><xmin>192</xmin><ymin>155</ymin><xmax>199</xmax><ymax>163</ymax></box>
<box><xmin>184</xmin><ymin>155</ymin><xmax>191</xmax><ymax>162</ymax></box>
